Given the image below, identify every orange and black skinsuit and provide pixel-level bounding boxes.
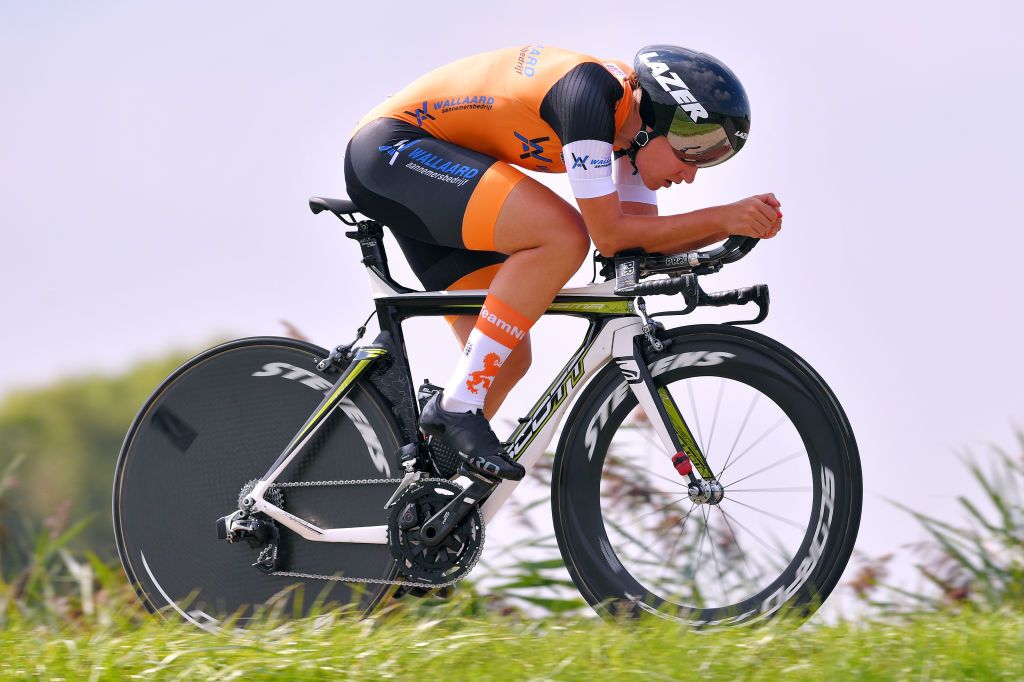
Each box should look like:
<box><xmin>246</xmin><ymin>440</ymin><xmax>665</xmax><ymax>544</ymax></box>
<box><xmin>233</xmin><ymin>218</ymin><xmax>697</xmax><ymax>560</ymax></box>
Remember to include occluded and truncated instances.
<box><xmin>344</xmin><ymin>45</ymin><xmax>656</xmax><ymax>291</ymax></box>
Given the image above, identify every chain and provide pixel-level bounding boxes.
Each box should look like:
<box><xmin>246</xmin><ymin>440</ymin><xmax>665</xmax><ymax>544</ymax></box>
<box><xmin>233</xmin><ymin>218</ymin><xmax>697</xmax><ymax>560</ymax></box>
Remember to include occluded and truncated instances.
<box><xmin>270</xmin><ymin>570</ymin><xmax>463</xmax><ymax>591</ymax></box>
<box><xmin>266</xmin><ymin>477</ymin><xmax>476</xmax><ymax>590</ymax></box>
<box><xmin>268</xmin><ymin>478</ymin><xmax>402</xmax><ymax>488</ymax></box>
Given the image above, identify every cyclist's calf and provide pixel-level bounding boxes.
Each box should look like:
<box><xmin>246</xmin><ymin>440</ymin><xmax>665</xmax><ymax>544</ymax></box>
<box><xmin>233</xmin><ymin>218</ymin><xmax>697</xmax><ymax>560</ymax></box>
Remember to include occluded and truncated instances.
<box><xmin>449</xmin><ymin>317</ymin><xmax>532</xmax><ymax>418</ymax></box>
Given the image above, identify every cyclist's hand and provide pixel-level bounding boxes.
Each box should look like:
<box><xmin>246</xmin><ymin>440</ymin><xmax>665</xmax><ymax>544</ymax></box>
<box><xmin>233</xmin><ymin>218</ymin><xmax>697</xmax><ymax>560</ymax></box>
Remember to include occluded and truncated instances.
<box><xmin>754</xmin><ymin>192</ymin><xmax>781</xmax><ymax>209</ymax></box>
<box><xmin>720</xmin><ymin>196</ymin><xmax>782</xmax><ymax>239</ymax></box>
<box><xmin>755</xmin><ymin>193</ymin><xmax>783</xmax><ymax>238</ymax></box>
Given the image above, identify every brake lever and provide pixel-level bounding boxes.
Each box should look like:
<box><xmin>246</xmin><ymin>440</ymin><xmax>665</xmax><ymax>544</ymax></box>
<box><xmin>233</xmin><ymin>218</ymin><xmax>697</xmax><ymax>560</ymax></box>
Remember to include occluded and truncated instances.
<box><xmin>680</xmin><ymin>275</ymin><xmax>702</xmax><ymax>313</ymax></box>
<box><xmin>724</xmin><ymin>285</ymin><xmax>770</xmax><ymax>326</ymax></box>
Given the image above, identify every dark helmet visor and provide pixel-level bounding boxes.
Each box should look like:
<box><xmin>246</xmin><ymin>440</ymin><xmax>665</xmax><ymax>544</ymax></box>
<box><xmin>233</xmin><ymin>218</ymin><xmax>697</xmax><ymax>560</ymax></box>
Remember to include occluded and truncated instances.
<box><xmin>667</xmin><ymin>113</ymin><xmax>742</xmax><ymax>168</ymax></box>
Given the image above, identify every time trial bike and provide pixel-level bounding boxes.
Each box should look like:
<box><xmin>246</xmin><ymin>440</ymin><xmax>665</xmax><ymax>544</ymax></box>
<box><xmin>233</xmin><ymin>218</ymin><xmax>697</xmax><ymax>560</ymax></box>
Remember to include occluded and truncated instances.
<box><xmin>113</xmin><ymin>196</ymin><xmax>861</xmax><ymax>631</ymax></box>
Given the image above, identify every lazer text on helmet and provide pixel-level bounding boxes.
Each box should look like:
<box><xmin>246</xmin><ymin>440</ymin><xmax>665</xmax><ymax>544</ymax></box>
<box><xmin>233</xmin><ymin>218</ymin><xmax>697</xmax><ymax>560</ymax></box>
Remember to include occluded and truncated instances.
<box><xmin>637</xmin><ymin>51</ymin><xmax>708</xmax><ymax>123</ymax></box>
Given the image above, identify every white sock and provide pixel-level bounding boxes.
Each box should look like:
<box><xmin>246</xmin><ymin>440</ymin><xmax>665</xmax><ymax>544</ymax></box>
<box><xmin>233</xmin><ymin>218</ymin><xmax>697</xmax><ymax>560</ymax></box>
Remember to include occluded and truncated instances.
<box><xmin>441</xmin><ymin>295</ymin><xmax>533</xmax><ymax>414</ymax></box>
<box><xmin>442</xmin><ymin>327</ymin><xmax>512</xmax><ymax>413</ymax></box>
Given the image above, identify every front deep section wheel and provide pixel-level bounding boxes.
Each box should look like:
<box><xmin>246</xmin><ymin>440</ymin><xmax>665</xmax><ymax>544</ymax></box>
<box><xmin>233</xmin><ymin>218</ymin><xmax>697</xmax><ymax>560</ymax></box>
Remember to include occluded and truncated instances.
<box><xmin>113</xmin><ymin>337</ymin><xmax>404</xmax><ymax>627</ymax></box>
<box><xmin>552</xmin><ymin>325</ymin><xmax>862</xmax><ymax>628</ymax></box>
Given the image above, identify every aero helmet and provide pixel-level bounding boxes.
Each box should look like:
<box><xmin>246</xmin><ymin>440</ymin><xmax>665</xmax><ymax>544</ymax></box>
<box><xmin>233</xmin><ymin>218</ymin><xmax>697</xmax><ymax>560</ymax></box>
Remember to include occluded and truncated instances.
<box><xmin>632</xmin><ymin>45</ymin><xmax>751</xmax><ymax>168</ymax></box>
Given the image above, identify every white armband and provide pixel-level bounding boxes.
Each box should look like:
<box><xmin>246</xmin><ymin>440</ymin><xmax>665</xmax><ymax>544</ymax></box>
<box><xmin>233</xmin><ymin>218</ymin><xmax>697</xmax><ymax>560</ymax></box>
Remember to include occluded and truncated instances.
<box><xmin>563</xmin><ymin>139</ymin><xmax>615</xmax><ymax>200</ymax></box>
<box><xmin>613</xmin><ymin>154</ymin><xmax>658</xmax><ymax>206</ymax></box>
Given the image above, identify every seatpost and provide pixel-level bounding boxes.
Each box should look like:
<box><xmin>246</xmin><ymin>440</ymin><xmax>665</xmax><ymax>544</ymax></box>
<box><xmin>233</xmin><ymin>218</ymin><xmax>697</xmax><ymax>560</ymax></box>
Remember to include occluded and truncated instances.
<box><xmin>345</xmin><ymin>221</ymin><xmax>391</xmax><ymax>279</ymax></box>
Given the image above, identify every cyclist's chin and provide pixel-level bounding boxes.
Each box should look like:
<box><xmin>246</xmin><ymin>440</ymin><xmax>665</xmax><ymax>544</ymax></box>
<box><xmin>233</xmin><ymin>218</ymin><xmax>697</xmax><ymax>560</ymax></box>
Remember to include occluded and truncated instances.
<box><xmin>641</xmin><ymin>176</ymin><xmax>662</xmax><ymax>191</ymax></box>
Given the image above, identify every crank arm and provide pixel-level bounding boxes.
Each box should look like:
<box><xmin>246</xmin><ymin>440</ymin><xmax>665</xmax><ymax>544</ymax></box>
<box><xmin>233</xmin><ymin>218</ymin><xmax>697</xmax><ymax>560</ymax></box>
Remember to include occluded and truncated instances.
<box><xmin>417</xmin><ymin>474</ymin><xmax>495</xmax><ymax>549</ymax></box>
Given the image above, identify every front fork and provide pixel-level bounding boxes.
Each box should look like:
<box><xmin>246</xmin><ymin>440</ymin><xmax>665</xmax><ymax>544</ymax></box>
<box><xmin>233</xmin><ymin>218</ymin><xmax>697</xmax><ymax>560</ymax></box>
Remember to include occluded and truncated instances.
<box><xmin>611</xmin><ymin>314</ymin><xmax>720</xmax><ymax>496</ymax></box>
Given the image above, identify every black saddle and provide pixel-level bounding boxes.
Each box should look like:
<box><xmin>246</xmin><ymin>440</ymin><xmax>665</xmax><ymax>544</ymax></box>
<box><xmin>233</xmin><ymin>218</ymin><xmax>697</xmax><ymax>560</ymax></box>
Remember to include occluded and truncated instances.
<box><xmin>308</xmin><ymin>196</ymin><xmax>365</xmax><ymax>223</ymax></box>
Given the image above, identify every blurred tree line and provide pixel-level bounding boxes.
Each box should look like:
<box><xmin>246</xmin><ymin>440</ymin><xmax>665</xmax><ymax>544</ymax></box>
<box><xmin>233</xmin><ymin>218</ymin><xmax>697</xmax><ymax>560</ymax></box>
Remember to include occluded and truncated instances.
<box><xmin>0</xmin><ymin>350</ymin><xmax>193</xmax><ymax>561</ymax></box>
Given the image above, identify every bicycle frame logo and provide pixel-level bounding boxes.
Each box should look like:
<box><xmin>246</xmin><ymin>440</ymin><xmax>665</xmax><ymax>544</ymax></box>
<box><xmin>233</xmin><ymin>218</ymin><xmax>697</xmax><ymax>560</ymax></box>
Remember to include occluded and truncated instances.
<box><xmin>506</xmin><ymin>350</ymin><xmax>587</xmax><ymax>460</ymax></box>
<box><xmin>404</xmin><ymin>101</ymin><xmax>436</xmax><ymax>127</ymax></box>
<box><xmin>250</xmin><ymin>362</ymin><xmax>391</xmax><ymax>476</ymax></box>
<box><xmin>585</xmin><ymin>350</ymin><xmax>736</xmax><ymax>462</ymax></box>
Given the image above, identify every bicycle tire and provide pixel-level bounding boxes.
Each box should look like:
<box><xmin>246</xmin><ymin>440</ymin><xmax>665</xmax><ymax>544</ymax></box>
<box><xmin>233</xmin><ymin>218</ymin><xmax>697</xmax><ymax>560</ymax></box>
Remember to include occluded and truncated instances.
<box><xmin>552</xmin><ymin>324</ymin><xmax>861</xmax><ymax>627</ymax></box>
<box><xmin>113</xmin><ymin>337</ymin><xmax>404</xmax><ymax>627</ymax></box>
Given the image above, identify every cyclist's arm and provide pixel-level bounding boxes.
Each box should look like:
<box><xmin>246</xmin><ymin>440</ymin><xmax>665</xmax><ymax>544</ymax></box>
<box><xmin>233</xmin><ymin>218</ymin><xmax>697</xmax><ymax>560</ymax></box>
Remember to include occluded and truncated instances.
<box><xmin>579</xmin><ymin>193</ymin><xmax>728</xmax><ymax>255</ymax></box>
<box><xmin>542</xmin><ymin>63</ymin><xmax>662</xmax><ymax>220</ymax></box>
<box><xmin>614</xmin><ymin>154</ymin><xmax>658</xmax><ymax>217</ymax></box>
<box><xmin>582</xmin><ymin>156</ymin><xmax>781</xmax><ymax>255</ymax></box>
<box><xmin>542</xmin><ymin>63</ymin><xmax>777</xmax><ymax>253</ymax></box>
<box><xmin>569</xmin><ymin>149</ymin><xmax>736</xmax><ymax>254</ymax></box>
<box><xmin>621</xmin><ymin>201</ymin><xmax>658</xmax><ymax>216</ymax></box>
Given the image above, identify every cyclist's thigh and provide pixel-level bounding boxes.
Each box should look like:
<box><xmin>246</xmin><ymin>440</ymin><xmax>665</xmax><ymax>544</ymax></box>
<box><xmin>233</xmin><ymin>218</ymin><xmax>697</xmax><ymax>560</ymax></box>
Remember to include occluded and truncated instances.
<box><xmin>491</xmin><ymin>173</ymin><xmax>589</xmax><ymax>255</ymax></box>
<box><xmin>391</xmin><ymin>234</ymin><xmax>505</xmax><ymax>292</ymax></box>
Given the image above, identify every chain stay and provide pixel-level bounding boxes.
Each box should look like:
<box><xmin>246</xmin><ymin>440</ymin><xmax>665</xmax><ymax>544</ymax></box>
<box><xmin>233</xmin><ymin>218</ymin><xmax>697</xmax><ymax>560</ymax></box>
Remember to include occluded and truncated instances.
<box><xmin>266</xmin><ymin>477</ymin><xmax>472</xmax><ymax>590</ymax></box>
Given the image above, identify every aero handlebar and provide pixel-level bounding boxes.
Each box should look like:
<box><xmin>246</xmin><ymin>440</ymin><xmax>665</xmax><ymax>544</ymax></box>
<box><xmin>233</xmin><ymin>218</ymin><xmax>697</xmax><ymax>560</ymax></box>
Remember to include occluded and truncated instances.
<box><xmin>609</xmin><ymin>236</ymin><xmax>759</xmax><ymax>295</ymax></box>
<box><xmin>607</xmin><ymin>237</ymin><xmax>769</xmax><ymax>325</ymax></box>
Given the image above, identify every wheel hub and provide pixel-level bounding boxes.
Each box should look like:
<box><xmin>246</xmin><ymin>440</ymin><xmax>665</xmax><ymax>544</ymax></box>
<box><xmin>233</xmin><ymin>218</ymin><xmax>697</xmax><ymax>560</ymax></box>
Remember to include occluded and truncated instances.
<box><xmin>688</xmin><ymin>479</ymin><xmax>725</xmax><ymax>505</ymax></box>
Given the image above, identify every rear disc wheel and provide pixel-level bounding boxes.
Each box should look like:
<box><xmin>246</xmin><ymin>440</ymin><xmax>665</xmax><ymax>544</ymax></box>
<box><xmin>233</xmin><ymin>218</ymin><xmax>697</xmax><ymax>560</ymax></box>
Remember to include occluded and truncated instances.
<box><xmin>113</xmin><ymin>337</ymin><xmax>404</xmax><ymax>626</ymax></box>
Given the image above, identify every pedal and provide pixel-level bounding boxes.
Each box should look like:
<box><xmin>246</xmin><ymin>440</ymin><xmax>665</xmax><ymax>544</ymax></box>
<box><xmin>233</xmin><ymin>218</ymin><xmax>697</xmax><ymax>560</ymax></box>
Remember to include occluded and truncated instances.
<box><xmin>457</xmin><ymin>461</ymin><xmax>502</xmax><ymax>484</ymax></box>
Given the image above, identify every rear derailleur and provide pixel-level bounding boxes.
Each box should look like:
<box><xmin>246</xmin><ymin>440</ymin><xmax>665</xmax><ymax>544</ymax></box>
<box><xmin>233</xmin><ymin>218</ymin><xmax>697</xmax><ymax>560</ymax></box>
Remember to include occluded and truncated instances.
<box><xmin>215</xmin><ymin>481</ymin><xmax>284</xmax><ymax>574</ymax></box>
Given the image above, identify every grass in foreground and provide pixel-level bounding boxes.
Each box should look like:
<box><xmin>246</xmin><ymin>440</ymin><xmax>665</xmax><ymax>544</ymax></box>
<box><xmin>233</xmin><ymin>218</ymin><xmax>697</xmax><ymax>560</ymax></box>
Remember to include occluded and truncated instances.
<box><xmin>0</xmin><ymin>604</ymin><xmax>1022</xmax><ymax>681</ymax></box>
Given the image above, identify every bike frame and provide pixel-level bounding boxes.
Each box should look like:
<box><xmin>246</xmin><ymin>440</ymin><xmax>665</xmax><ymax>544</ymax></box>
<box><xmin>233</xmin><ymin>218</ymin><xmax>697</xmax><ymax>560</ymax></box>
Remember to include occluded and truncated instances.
<box><xmin>243</xmin><ymin>244</ymin><xmax>704</xmax><ymax>546</ymax></box>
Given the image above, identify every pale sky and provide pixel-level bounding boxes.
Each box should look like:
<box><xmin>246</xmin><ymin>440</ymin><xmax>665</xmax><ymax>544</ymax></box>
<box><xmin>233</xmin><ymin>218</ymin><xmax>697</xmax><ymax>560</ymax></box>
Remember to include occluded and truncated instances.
<box><xmin>3</xmin><ymin>1</ymin><xmax>1023</xmax><ymax>606</ymax></box>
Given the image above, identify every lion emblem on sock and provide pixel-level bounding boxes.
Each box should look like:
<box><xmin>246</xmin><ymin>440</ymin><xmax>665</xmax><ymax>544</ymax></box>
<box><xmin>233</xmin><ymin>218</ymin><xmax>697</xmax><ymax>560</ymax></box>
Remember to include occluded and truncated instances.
<box><xmin>465</xmin><ymin>352</ymin><xmax>502</xmax><ymax>394</ymax></box>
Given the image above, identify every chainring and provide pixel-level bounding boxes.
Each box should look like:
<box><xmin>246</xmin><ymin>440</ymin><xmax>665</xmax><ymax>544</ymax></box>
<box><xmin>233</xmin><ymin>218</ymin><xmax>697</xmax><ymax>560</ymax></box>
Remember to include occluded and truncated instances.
<box><xmin>387</xmin><ymin>479</ymin><xmax>484</xmax><ymax>586</ymax></box>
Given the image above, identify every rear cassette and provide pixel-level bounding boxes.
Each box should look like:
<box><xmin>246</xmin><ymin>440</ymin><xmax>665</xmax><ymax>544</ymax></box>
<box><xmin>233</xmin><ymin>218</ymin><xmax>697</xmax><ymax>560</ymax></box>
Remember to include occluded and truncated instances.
<box><xmin>387</xmin><ymin>479</ymin><xmax>484</xmax><ymax>585</ymax></box>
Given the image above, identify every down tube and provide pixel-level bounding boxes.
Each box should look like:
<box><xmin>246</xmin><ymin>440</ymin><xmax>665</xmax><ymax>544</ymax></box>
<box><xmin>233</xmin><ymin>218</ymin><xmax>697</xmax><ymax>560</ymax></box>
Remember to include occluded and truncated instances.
<box><xmin>480</xmin><ymin>317</ymin><xmax>641</xmax><ymax>523</ymax></box>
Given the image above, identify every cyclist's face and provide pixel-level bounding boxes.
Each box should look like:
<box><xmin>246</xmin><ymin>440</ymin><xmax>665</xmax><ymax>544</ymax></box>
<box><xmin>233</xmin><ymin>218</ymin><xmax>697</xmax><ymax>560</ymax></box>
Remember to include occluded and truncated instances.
<box><xmin>635</xmin><ymin>136</ymin><xmax>698</xmax><ymax>191</ymax></box>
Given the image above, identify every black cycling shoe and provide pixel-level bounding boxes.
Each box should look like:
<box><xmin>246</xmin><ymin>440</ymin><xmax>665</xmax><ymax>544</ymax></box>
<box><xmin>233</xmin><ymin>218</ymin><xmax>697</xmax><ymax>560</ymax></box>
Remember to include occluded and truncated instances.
<box><xmin>419</xmin><ymin>392</ymin><xmax>525</xmax><ymax>481</ymax></box>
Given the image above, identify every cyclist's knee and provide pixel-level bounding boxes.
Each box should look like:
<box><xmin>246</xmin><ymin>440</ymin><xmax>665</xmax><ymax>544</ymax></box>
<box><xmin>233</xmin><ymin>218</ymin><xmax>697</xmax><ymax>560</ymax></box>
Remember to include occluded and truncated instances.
<box><xmin>532</xmin><ymin>204</ymin><xmax>589</xmax><ymax>273</ymax></box>
<box><xmin>553</xmin><ymin>219</ymin><xmax>591</xmax><ymax>268</ymax></box>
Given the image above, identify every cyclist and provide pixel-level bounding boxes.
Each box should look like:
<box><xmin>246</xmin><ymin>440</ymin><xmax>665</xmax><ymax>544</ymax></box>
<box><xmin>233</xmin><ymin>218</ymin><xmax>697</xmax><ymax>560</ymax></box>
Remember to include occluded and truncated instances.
<box><xmin>344</xmin><ymin>44</ymin><xmax>782</xmax><ymax>481</ymax></box>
